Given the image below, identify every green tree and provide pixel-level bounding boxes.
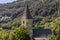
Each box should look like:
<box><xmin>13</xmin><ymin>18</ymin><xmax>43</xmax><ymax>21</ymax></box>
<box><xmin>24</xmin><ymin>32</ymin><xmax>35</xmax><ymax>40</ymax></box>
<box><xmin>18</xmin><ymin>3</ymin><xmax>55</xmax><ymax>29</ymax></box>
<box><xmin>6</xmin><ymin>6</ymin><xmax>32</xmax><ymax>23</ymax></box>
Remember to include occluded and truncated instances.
<box><xmin>45</xmin><ymin>17</ymin><xmax>60</xmax><ymax>40</ymax></box>
<box><xmin>9</xmin><ymin>25</ymin><xmax>31</xmax><ymax>40</ymax></box>
<box><xmin>0</xmin><ymin>30</ymin><xmax>9</xmax><ymax>40</ymax></box>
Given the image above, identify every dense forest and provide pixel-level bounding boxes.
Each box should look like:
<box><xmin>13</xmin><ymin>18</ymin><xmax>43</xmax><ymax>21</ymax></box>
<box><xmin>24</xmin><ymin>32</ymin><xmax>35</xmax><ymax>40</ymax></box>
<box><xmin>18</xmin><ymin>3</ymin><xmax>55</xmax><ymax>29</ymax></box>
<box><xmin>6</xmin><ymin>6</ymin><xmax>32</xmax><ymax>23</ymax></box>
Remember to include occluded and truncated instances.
<box><xmin>0</xmin><ymin>0</ymin><xmax>60</xmax><ymax>40</ymax></box>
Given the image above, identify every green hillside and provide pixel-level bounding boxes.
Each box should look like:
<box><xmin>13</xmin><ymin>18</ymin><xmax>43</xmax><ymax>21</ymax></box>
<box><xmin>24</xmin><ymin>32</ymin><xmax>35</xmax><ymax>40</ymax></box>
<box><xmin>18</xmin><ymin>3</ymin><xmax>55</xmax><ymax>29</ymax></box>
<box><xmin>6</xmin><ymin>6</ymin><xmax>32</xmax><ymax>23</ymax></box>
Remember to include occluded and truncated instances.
<box><xmin>0</xmin><ymin>0</ymin><xmax>60</xmax><ymax>40</ymax></box>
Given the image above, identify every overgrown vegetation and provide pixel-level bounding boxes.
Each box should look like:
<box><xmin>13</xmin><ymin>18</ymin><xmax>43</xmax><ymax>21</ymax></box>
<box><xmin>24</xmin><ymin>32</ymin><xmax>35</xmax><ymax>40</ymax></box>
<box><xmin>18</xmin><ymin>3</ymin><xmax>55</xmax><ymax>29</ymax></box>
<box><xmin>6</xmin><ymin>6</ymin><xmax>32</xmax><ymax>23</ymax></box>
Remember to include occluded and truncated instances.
<box><xmin>0</xmin><ymin>25</ymin><xmax>31</xmax><ymax>40</ymax></box>
<box><xmin>0</xmin><ymin>0</ymin><xmax>60</xmax><ymax>40</ymax></box>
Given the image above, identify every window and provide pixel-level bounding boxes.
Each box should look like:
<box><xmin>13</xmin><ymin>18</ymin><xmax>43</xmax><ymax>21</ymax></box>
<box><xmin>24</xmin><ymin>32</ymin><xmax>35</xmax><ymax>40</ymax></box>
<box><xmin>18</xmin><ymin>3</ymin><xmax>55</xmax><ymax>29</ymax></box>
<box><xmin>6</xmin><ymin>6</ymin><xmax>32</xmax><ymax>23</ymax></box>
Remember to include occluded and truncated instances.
<box><xmin>23</xmin><ymin>21</ymin><xmax>25</xmax><ymax>24</ymax></box>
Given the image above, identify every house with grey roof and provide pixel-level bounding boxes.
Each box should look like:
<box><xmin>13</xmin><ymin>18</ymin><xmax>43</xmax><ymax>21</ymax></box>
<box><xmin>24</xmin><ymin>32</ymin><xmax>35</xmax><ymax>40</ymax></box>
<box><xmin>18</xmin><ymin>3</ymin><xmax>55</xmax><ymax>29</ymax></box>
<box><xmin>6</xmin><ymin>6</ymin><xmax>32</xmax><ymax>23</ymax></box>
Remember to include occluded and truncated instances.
<box><xmin>33</xmin><ymin>28</ymin><xmax>52</xmax><ymax>40</ymax></box>
<box><xmin>1</xmin><ymin>15</ymin><xmax>12</xmax><ymax>21</ymax></box>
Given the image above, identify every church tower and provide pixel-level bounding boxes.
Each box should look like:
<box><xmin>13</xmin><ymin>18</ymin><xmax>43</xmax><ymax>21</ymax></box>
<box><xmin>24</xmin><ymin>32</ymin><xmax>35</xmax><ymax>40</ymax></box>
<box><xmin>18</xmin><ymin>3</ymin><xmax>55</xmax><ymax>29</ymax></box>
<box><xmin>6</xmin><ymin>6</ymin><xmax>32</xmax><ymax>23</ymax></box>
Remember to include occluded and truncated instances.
<box><xmin>21</xmin><ymin>5</ymin><xmax>33</xmax><ymax>26</ymax></box>
<box><xmin>21</xmin><ymin>5</ymin><xmax>33</xmax><ymax>39</ymax></box>
<box><xmin>21</xmin><ymin>8</ymin><xmax>26</xmax><ymax>26</ymax></box>
<box><xmin>26</xmin><ymin>5</ymin><xmax>33</xmax><ymax>27</ymax></box>
<box><xmin>26</xmin><ymin>5</ymin><xmax>33</xmax><ymax>39</ymax></box>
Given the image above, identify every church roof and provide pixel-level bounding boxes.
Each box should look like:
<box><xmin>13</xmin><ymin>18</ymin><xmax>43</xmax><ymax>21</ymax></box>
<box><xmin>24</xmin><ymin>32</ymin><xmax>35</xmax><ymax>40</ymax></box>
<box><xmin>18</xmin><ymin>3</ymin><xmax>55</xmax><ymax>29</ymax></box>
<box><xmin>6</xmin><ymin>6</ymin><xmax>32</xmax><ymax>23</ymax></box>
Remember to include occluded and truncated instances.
<box><xmin>26</xmin><ymin>5</ymin><xmax>33</xmax><ymax>19</ymax></box>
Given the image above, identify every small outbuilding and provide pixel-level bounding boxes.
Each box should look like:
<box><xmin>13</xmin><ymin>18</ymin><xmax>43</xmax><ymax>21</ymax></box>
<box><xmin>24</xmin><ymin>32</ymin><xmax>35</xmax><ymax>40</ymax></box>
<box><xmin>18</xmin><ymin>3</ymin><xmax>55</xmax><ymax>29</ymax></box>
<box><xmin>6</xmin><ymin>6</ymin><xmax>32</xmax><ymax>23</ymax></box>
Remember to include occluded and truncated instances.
<box><xmin>1</xmin><ymin>15</ymin><xmax>12</xmax><ymax>21</ymax></box>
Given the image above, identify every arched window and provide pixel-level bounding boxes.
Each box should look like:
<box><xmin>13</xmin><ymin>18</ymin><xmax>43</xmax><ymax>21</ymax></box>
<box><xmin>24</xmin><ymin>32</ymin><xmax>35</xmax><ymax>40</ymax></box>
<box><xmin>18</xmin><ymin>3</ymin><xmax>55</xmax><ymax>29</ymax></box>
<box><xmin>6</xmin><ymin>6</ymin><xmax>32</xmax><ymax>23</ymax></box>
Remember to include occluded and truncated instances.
<box><xmin>23</xmin><ymin>21</ymin><xmax>25</xmax><ymax>24</ymax></box>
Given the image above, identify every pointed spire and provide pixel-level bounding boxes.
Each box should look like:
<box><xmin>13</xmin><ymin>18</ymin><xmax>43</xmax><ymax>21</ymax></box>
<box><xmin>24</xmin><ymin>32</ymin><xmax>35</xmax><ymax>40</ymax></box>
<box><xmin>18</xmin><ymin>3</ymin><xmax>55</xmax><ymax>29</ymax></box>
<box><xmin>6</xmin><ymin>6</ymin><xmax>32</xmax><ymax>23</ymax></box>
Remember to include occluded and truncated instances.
<box><xmin>26</xmin><ymin>5</ymin><xmax>33</xmax><ymax>19</ymax></box>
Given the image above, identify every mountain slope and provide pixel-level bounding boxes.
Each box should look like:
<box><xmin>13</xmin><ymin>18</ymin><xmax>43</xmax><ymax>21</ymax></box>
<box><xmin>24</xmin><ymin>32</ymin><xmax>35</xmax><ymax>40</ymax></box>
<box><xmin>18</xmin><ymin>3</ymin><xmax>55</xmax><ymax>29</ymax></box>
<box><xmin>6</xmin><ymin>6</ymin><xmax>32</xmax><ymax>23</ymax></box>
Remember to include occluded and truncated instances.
<box><xmin>0</xmin><ymin>0</ymin><xmax>60</xmax><ymax>29</ymax></box>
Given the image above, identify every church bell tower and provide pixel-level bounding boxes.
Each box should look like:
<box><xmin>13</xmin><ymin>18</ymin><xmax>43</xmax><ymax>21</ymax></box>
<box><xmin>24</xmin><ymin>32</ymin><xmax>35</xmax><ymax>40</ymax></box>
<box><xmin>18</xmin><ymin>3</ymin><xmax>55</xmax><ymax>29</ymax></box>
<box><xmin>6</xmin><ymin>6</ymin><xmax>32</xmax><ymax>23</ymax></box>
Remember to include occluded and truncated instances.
<box><xmin>21</xmin><ymin>8</ymin><xmax>26</xmax><ymax>26</ymax></box>
<box><xmin>21</xmin><ymin>5</ymin><xmax>33</xmax><ymax>26</ymax></box>
<box><xmin>21</xmin><ymin>5</ymin><xmax>33</xmax><ymax>39</ymax></box>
